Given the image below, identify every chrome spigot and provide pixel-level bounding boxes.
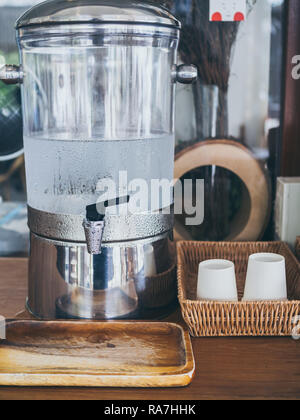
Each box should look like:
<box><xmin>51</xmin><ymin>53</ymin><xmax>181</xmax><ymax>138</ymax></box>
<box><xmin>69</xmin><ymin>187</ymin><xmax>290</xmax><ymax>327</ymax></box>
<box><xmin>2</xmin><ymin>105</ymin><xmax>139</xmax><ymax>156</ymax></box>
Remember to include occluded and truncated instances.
<box><xmin>83</xmin><ymin>204</ymin><xmax>105</xmax><ymax>255</ymax></box>
<box><xmin>83</xmin><ymin>196</ymin><xmax>130</xmax><ymax>256</ymax></box>
<box><xmin>83</xmin><ymin>219</ymin><xmax>105</xmax><ymax>255</ymax></box>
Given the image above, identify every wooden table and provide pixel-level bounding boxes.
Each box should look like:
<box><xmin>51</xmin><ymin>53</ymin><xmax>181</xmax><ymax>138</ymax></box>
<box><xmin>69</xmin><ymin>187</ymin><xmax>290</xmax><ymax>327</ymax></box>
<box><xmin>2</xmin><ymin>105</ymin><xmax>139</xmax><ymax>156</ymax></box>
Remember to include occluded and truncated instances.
<box><xmin>0</xmin><ymin>258</ymin><xmax>299</xmax><ymax>400</ymax></box>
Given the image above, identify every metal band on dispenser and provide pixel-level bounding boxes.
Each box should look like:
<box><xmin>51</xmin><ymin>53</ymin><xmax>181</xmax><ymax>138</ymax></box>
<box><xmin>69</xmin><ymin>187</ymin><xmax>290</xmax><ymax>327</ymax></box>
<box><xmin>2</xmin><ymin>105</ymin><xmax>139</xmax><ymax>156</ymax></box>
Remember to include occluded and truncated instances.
<box><xmin>28</xmin><ymin>206</ymin><xmax>174</xmax><ymax>243</ymax></box>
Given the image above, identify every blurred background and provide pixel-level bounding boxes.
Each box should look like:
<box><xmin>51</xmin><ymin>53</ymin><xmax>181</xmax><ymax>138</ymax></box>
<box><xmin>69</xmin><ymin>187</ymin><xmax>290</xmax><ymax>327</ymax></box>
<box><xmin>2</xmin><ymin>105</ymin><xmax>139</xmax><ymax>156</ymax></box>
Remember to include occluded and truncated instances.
<box><xmin>0</xmin><ymin>0</ymin><xmax>286</xmax><ymax>255</ymax></box>
<box><xmin>0</xmin><ymin>0</ymin><xmax>41</xmax><ymax>256</ymax></box>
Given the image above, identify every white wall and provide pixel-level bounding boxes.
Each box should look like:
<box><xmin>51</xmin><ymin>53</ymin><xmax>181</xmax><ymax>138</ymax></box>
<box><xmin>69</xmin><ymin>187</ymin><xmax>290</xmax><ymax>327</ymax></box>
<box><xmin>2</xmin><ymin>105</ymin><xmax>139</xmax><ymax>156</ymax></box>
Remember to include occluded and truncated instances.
<box><xmin>228</xmin><ymin>0</ymin><xmax>272</xmax><ymax>148</ymax></box>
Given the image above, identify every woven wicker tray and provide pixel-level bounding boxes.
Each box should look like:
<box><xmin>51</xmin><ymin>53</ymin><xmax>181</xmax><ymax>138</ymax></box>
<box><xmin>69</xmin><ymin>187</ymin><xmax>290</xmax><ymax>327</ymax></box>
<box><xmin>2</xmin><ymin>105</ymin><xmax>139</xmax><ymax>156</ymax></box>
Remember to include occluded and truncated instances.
<box><xmin>177</xmin><ymin>242</ymin><xmax>300</xmax><ymax>337</ymax></box>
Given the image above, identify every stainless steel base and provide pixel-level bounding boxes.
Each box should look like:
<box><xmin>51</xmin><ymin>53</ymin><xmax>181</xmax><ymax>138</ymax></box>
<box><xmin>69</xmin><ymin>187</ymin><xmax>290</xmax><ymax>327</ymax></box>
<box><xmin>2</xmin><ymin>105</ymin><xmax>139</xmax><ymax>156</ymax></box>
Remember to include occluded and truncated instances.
<box><xmin>28</xmin><ymin>232</ymin><xmax>176</xmax><ymax>320</ymax></box>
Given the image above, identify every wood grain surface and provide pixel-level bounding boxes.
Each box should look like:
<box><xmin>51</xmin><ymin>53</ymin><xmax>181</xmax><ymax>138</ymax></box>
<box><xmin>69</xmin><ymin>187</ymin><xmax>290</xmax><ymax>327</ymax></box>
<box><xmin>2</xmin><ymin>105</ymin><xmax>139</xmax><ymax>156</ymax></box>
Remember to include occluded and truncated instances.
<box><xmin>0</xmin><ymin>320</ymin><xmax>194</xmax><ymax>388</ymax></box>
<box><xmin>0</xmin><ymin>258</ymin><xmax>299</xmax><ymax>400</ymax></box>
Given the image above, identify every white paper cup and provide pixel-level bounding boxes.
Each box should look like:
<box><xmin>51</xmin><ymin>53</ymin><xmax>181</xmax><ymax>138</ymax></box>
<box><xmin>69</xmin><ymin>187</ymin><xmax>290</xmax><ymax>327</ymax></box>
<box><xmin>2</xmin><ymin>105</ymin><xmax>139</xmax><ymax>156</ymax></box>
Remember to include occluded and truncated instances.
<box><xmin>197</xmin><ymin>259</ymin><xmax>238</xmax><ymax>302</ymax></box>
<box><xmin>143</xmin><ymin>244</ymin><xmax>157</xmax><ymax>278</ymax></box>
<box><xmin>242</xmin><ymin>253</ymin><xmax>287</xmax><ymax>301</ymax></box>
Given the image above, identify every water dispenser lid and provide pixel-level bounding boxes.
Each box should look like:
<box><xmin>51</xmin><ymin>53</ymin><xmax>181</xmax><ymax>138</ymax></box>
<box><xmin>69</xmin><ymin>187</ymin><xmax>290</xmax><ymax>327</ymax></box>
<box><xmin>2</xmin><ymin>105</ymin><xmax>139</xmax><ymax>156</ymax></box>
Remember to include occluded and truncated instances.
<box><xmin>16</xmin><ymin>0</ymin><xmax>180</xmax><ymax>30</ymax></box>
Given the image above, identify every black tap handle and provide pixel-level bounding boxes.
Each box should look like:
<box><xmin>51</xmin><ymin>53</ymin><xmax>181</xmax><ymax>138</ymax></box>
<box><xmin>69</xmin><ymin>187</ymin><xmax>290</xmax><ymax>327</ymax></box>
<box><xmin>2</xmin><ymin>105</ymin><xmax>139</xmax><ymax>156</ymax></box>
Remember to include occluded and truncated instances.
<box><xmin>86</xmin><ymin>203</ymin><xmax>104</xmax><ymax>222</ymax></box>
<box><xmin>86</xmin><ymin>195</ymin><xmax>130</xmax><ymax>222</ymax></box>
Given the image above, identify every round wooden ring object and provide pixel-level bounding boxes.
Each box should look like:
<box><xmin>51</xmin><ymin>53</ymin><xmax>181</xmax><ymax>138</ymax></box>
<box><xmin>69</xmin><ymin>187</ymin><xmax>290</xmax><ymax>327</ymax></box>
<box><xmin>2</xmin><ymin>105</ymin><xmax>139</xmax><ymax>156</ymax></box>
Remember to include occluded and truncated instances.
<box><xmin>174</xmin><ymin>140</ymin><xmax>271</xmax><ymax>241</ymax></box>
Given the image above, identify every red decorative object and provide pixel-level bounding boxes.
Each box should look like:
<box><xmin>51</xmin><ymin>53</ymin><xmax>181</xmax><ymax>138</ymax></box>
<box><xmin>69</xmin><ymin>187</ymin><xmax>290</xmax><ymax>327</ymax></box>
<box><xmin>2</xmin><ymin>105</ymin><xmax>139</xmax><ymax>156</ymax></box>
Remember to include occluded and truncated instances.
<box><xmin>211</xmin><ymin>12</ymin><xmax>222</xmax><ymax>21</ymax></box>
<box><xmin>234</xmin><ymin>12</ymin><xmax>245</xmax><ymax>21</ymax></box>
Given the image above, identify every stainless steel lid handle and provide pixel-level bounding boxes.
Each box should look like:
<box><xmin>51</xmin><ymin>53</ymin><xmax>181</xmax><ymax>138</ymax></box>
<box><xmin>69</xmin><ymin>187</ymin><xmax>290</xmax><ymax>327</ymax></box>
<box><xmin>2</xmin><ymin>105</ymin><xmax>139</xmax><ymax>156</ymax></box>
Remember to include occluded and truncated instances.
<box><xmin>0</xmin><ymin>65</ymin><xmax>24</xmax><ymax>85</ymax></box>
<box><xmin>173</xmin><ymin>64</ymin><xmax>198</xmax><ymax>84</ymax></box>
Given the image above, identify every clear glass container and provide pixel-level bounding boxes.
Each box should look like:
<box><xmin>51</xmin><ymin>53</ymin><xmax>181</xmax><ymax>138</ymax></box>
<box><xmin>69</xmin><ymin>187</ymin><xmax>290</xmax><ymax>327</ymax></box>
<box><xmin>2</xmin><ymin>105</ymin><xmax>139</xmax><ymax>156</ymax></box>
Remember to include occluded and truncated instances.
<box><xmin>18</xmin><ymin>22</ymin><xmax>179</xmax><ymax>215</ymax></box>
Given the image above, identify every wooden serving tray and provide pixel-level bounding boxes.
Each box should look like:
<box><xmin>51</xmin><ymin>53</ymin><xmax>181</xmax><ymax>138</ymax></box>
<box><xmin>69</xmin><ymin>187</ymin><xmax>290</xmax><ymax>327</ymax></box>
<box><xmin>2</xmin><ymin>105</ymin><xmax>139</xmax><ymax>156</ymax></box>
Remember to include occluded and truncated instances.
<box><xmin>0</xmin><ymin>320</ymin><xmax>195</xmax><ymax>388</ymax></box>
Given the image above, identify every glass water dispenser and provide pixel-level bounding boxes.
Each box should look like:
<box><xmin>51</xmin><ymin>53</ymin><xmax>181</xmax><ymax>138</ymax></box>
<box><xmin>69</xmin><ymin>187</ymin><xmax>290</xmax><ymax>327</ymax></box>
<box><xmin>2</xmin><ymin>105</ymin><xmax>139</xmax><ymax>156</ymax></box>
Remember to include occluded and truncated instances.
<box><xmin>0</xmin><ymin>0</ymin><xmax>197</xmax><ymax>319</ymax></box>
